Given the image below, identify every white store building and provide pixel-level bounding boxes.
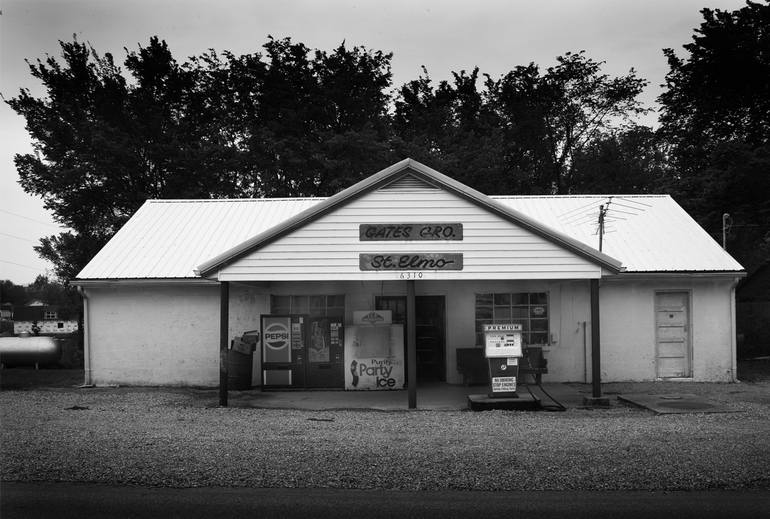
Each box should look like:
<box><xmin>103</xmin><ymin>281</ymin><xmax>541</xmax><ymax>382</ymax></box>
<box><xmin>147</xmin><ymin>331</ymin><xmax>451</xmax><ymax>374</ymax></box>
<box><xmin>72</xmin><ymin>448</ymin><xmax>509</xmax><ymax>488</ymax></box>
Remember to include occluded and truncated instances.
<box><xmin>75</xmin><ymin>159</ymin><xmax>744</xmax><ymax>404</ymax></box>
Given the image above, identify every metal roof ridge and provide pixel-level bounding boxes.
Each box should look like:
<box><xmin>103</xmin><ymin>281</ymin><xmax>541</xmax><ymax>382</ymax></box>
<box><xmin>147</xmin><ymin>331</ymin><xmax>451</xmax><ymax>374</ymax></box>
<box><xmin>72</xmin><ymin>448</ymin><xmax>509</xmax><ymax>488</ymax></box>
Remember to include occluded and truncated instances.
<box><xmin>145</xmin><ymin>197</ymin><xmax>325</xmax><ymax>203</ymax></box>
<box><xmin>494</xmin><ymin>194</ymin><xmax>669</xmax><ymax>198</ymax></box>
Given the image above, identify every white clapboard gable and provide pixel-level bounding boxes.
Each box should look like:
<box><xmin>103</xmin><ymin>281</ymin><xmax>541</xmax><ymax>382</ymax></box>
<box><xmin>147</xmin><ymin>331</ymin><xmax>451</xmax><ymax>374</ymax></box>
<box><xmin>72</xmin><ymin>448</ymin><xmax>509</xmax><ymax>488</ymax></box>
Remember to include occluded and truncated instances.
<box><xmin>213</xmin><ymin>173</ymin><xmax>608</xmax><ymax>281</ymax></box>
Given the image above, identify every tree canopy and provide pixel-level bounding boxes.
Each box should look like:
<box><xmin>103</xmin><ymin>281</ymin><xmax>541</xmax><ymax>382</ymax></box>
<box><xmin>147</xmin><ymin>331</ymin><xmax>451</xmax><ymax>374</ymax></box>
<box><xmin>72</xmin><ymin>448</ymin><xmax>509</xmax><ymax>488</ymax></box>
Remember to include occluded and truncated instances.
<box><xmin>658</xmin><ymin>0</ymin><xmax>770</xmax><ymax>271</ymax></box>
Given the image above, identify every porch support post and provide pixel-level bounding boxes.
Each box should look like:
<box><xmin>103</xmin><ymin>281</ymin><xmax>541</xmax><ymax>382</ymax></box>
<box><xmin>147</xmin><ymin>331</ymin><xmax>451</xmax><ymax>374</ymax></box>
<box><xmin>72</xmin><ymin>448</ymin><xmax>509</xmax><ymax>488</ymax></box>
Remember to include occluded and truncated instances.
<box><xmin>219</xmin><ymin>280</ymin><xmax>229</xmax><ymax>407</ymax></box>
<box><xmin>407</xmin><ymin>279</ymin><xmax>417</xmax><ymax>409</ymax></box>
<box><xmin>582</xmin><ymin>278</ymin><xmax>612</xmax><ymax>406</ymax></box>
<box><xmin>590</xmin><ymin>278</ymin><xmax>601</xmax><ymax>398</ymax></box>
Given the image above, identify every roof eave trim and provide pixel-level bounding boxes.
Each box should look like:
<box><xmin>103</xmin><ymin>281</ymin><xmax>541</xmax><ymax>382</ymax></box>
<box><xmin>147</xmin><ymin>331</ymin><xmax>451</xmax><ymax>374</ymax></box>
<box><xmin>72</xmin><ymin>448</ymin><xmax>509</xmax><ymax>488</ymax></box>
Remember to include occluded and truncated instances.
<box><xmin>74</xmin><ymin>278</ymin><xmax>219</xmax><ymax>287</ymax></box>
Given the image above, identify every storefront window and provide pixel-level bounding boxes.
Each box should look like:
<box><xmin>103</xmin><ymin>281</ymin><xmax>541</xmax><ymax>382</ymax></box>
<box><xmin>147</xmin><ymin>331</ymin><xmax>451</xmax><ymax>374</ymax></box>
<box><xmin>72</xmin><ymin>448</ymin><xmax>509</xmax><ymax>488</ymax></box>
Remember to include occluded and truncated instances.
<box><xmin>270</xmin><ymin>295</ymin><xmax>345</xmax><ymax>318</ymax></box>
<box><xmin>475</xmin><ymin>292</ymin><xmax>549</xmax><ymax>346</ymax></box>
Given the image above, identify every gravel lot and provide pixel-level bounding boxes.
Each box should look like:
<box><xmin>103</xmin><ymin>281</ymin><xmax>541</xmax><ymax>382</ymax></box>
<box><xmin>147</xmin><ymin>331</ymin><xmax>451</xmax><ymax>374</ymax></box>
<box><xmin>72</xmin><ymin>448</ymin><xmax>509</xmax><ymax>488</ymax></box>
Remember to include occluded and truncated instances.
<box><xmin>2</xmin><ymin>365</ymin><xmax>770</xmax><ymax>491</ymax></box>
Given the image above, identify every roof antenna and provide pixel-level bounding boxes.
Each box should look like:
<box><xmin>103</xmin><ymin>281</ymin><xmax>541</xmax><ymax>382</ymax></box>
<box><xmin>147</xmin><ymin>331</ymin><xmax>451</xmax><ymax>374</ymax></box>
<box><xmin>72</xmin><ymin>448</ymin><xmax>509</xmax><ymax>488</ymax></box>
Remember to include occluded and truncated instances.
<box><xmin>598</xmin><ymin>198</ymin><xmax>612</xmax><ymax>252</ymax></box>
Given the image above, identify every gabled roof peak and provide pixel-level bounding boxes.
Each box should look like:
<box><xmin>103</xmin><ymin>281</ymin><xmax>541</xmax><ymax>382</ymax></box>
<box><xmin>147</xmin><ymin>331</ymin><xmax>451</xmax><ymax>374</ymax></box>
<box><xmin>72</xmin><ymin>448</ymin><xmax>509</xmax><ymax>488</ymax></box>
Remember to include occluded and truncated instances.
<box><xmin>196</xmin><ymin>158</ymin><xmax>623</xmax><ymax>277</ymax></box>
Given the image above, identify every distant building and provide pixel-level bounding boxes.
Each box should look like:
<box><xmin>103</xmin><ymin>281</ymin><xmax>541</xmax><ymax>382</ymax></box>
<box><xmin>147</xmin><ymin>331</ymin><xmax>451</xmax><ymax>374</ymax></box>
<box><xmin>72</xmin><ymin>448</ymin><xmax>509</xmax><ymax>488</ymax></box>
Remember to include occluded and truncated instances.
<box><xmin>0</xmin><ymin>302</ymin><xmax>13</xmax><ymax>320</ymax></box>
<box><xmin>13</xmin><ymin>305</ymin><xmax>79</xmax><ymax>335</ymax></box>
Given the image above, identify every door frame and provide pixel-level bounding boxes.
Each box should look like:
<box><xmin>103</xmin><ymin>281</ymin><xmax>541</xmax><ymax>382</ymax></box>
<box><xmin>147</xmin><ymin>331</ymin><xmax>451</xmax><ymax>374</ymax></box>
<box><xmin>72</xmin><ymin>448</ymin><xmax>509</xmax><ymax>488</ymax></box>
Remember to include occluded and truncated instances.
<box><xmin>375</xmin><ymin>294</ymin><xmax>447</xmax><ymax>382</ymax></box>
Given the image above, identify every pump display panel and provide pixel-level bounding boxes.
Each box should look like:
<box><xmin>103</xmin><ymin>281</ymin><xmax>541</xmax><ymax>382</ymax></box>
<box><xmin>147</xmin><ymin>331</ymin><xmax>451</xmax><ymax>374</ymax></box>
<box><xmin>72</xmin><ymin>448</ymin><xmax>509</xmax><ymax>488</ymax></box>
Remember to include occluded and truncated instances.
<box><xmin>483</xmin><ymin>323</ymin><xmax>522</xmax><ymax>358</ymax></box>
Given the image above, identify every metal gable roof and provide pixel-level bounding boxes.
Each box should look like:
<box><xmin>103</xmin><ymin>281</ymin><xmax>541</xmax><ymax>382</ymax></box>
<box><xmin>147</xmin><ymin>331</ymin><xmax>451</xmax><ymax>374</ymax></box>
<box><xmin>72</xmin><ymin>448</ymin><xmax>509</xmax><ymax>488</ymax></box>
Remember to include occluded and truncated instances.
<box><xmin>76</xmin><ymin>160</ymin><xmax>744</xmax><ymax>281</ymax></box>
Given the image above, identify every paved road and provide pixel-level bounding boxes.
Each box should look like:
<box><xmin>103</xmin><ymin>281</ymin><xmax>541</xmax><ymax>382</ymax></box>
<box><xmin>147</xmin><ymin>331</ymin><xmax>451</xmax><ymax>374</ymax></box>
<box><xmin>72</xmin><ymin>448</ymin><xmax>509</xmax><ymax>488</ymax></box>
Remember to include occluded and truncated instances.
<box><xmin>3</xmin><ymin>482</ymin><xmax>769</xmax><ymax>519</ymax></box>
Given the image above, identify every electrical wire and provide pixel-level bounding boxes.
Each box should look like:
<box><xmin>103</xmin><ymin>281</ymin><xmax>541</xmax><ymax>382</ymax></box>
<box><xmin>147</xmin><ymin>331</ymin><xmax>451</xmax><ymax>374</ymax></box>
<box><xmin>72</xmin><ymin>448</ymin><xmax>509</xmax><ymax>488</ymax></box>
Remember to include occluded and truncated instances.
<box><xmin>520</xmin><ymin>351</ymin><xmax>566</xmax><ymax>412</ymax></box>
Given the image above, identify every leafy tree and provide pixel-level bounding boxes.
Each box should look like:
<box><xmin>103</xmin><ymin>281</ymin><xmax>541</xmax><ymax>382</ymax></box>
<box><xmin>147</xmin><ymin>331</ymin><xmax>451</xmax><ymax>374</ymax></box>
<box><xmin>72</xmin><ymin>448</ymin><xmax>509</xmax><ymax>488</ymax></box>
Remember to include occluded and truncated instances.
<box><xmin>393</xmin><ymin>53</ymin><xmax>649</xmax><ymax>195</ymax></box>
<box><xmin>0</xmin><ymin>280</ymin><xmax>27</xmax><ymax>306</ymax></box>
<box><xmin>6</xmin><ymin>36</ymin><xmax>396</xmax><ymax>279</ymax></box>
<box><xmin>570</xmin><ymin>126</ymin><xmax>669</xmax><ymax>194</ymax></box>
<box><xmin>393</xmin><ymin>67</ymin><xmax>509</xmax><ymax>193</ymax></box>
<box><xmin>229</xmin><ymin>37</ymin><xmax>396</xmax><ymax>197</ymax></box>
<box><xmin>6</xmin><ymin>37</ymin><xmax>243</xmax><ymax>280</ymax></box>
<box><xmin>486</xmin><ymin>51</ymin><xmax>649</xmax><ymax>194</ymax></box>
<box><xmin>658</xmin><ymin>1</ymin><xmax>770</xmax><ymax>271</ymax></box>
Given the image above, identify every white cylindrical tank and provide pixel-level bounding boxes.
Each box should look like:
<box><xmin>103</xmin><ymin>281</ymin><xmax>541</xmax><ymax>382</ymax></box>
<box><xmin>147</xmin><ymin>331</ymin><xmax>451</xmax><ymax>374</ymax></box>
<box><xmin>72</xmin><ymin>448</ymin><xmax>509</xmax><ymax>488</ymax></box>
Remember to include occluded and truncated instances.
<box><xmin>0</xmin><ymin>336</ymin><xmax>62</xmax><ymax>366</ymax></box>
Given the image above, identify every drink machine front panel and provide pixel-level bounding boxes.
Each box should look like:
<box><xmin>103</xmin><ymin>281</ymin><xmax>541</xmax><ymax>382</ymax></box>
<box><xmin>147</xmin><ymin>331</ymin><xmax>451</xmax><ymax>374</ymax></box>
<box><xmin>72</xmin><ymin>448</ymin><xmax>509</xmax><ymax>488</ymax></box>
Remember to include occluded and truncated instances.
<box><xmin>261</xmin><ymin>315</ymin><xmax>307</xmax><ymax>389</ymax></box>
<box><xmin>307</xmin><ymin>317</ymin><xmax>345</xmax><ymax>388</ymax></box>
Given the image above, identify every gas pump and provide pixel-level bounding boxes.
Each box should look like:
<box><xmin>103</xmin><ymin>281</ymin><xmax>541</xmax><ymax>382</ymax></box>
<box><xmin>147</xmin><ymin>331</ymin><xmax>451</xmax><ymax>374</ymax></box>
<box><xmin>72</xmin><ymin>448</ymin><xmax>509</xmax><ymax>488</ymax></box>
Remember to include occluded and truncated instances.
<box><xmin>483</xmin><ymin>324</ymin><xmax>523</xmax><ymax>398</ymax></box>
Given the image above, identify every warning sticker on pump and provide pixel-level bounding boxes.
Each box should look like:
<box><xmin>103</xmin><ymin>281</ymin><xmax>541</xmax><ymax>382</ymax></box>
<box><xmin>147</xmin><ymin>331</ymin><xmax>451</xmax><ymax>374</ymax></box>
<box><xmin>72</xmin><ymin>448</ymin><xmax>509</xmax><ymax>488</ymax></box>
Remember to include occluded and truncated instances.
<box><xmin>492</xmin><ymin>376</ymin><xmax>517</xmax><ymax>392</ymax></box>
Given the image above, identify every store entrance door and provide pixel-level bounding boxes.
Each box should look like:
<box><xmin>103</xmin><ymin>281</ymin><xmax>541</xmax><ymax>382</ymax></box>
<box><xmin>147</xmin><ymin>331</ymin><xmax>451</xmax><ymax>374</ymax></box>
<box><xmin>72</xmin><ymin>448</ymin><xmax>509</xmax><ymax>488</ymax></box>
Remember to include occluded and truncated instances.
<box><xmin>376</xmin><ymin>295</ymin><xmax>446</xmax><ymax>382</ymax></box>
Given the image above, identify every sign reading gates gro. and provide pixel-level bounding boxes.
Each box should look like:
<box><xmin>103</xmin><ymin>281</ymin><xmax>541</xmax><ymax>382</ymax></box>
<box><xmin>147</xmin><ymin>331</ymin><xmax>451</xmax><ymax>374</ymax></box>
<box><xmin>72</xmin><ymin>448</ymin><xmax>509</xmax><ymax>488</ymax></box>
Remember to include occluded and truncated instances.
<box><xmin>359</xmin><ymin>223</ymin><xmax>463</xmax><ymax>241</ymax></box>
<box><xmin>359</xmin><ymin>253</ymin><xmax>463</xmax><ymax>271</ymax></box>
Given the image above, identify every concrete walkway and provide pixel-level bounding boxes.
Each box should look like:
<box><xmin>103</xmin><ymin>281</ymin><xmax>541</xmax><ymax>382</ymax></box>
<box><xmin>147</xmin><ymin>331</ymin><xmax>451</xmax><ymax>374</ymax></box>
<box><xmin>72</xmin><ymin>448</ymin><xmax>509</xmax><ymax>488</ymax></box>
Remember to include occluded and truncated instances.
<box><xmin>222</xmin><ymin>381</ymin><xmax>589</xmax><ymax>411</ymax></box>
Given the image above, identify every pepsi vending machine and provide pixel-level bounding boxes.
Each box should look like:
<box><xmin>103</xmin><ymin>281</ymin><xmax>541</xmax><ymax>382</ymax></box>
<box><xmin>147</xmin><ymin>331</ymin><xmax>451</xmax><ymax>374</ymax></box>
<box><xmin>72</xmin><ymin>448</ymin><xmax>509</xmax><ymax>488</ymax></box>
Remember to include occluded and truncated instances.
<box><xmin>261</xmin><ymin>314</ymin><xmax>344</xmax><ymax>389</ymax></box>
<box><xmin>262</xmin><ymin>315</ymin><xmax>305</xmax><ymax>388</ymax></box>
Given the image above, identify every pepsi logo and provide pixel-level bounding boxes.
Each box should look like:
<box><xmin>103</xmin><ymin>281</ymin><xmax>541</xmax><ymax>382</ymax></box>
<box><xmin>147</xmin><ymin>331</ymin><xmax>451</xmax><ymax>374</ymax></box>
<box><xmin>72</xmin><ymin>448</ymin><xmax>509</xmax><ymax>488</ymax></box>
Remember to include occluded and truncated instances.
<box><xmin>264</xmin><ymin>322</ymin><xmax>289</xmax><ymax>350</ymax></box>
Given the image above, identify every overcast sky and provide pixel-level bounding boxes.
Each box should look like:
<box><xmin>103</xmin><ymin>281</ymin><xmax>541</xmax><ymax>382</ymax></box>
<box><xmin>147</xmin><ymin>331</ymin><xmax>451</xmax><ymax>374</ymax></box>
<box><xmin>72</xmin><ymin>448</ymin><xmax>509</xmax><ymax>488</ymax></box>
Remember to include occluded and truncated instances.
<box><xmin>0</xmin><ymin>0</ymin><xmax>747</xmax><ymax>284</ymax></box>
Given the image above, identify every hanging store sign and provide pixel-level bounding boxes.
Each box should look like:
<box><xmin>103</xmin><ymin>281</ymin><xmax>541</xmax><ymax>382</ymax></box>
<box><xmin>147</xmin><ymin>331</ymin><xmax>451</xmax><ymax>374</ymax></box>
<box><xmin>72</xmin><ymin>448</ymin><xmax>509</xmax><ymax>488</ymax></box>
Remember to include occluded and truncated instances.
<box><xmin>359</xmin><ymin>253</ymin><xmax>463</xmax><ymax>271</ymax></box>
<box><xmin>359</xmin><ymin>223</ymin><xmax>463</xmax><ymax>241</ymax></box>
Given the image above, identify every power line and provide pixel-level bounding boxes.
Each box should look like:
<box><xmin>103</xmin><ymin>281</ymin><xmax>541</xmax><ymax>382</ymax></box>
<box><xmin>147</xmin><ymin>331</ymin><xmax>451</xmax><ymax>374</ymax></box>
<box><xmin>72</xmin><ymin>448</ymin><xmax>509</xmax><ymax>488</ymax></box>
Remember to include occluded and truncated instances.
<box><xmin>0</xmin><ymin>259</ymin><xmax>49</xmax><ymax>271</ymax></box>
<box><xmin>0</xmin><ymin>209</ymin><xmax>61</xmax><ymax>228</ymax></box>
<box><xmin>0</xmin><ymin>231</ymin><xmax>37</xmax><ymax>243</ymax></box>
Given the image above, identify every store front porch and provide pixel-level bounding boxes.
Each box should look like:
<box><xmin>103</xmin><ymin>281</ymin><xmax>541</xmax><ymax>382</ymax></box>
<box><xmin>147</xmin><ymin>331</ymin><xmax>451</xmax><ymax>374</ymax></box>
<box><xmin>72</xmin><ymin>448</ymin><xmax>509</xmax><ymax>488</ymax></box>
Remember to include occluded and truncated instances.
<box><xmin>218</xmin><ymin>381</ymin><xmax>588</xmax><ymax>411</ymax></box>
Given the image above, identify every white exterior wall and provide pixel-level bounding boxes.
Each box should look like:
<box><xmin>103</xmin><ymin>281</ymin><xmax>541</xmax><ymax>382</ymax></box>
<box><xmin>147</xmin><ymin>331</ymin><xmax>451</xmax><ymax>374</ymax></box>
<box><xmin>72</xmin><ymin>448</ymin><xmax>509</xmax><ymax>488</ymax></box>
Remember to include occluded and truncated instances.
<box><xmin>82</xmin><ymin>276</ymin><xmax>736</xmax><ymax>387</ymax></box>
<box><xmin>218</xmin><ymin>187</ymin><xmax>603</xmax><ymax>281</ymax></box>
<box><xmin>600</xmin><ymin>277</ymin><xmax>738</xmax><ymax>382</ymax></box>
<box><xmin>85</xmin><ymin>284</ymin><xmax>220</xmax><ymax>386</ymax></box>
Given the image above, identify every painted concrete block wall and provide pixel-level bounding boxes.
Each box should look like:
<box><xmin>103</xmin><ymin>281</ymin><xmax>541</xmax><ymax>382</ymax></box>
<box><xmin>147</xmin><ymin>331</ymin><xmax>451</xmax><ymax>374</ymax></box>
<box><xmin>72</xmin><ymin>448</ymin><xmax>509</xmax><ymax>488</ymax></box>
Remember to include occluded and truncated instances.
<box><xmin>600</xmin><ymin>278</ymin><xmax>737</xmax><ymax>382</ymax></box>
<box><xmin>84</xmin><ymin>276</ymin><xmax>735</xmax><ymax>387</ymax></box>
<box><xmin>85</xmin><ymin>284</ymin><xmax>220</xmax><ymax>386</ymax></box>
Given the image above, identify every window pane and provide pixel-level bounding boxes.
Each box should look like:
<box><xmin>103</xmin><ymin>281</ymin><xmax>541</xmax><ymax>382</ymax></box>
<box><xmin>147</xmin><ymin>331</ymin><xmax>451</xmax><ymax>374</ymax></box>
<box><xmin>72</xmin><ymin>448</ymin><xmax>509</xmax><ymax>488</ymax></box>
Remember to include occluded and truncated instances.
<box><xmin>511</xmin><ymin>293</ymin><xmax>528</xmax><ymax>305</ymax></box>
<box><xmin>530</xmin><ymin>293</ymin><xmax>548</xmax><ymax>305</ymax></box>
<box><xmin>328</xmin><ymin>295</ymin><xmax>345</xmax><ymax>308</ymax></box>
<box><xmin>530</xmin><ymin>305</ymin><xmax>547</xmax><ymax>318</ymax></box>
<box><xmin>291</xmin><ymin>296</ymin><xmax>308</xmax><ymax>314</ymax></box>
<box><xmin>511</xmin><ymin>307</ymin><xmax>529</xmax><ymax>319</ymax></box>
<box><xmin>493</xmin><ymin>293</ymin><xmax>511</xmax><ymax>306</ymax></box>
<box><xmin>530</xmin><ymin>332</ymin><xmax>548</xmax><ymax>344</ymax></box>
<box><xmin>476</xmin><ymin>306</ymin><xmax>492</xmax><ymax>320</ymax></box>
<box><xmin>531</xmin><ymin>319</ymin><xmax>549</xmax><ymax>331</ymax></box>
<box><xmin>271</xmin><ymin>295</ymin><xmax>290</xmax><ymax>314</ymax></box>
<box><xmin>476</xmin><ymin>294</ymin><xmax>493</xmax><ymax>306</ymax></box>
<box><xmin>493</xmin><ymin>306</ymin><xmax>511</xmax><ymax>320</ymax></box>
<box><xmin>309</xmin><ymin>296</ymin><xmax>325</xmax><ymax>316</ymax></box>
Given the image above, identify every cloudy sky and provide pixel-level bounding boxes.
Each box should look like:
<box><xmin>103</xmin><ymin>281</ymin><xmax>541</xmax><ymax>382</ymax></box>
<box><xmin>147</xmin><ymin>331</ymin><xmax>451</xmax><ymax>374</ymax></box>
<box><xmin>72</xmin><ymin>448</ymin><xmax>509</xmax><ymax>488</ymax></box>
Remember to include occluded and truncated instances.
<box><xmin>0</xmin><ymin>0</ymin><xmax>746</xmax><ymax>284</ymax></box>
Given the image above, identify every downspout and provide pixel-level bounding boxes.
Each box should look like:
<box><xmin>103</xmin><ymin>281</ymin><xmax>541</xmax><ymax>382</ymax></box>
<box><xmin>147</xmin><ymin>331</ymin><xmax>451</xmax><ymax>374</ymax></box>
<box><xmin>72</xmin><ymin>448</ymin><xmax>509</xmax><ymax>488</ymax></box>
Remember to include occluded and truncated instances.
<box><xmin>730</xmin><ymin>277</ymin><xmax>739</xmax><ymax>382</ymax></box>
<box><xmin>76</xmin><ymin>286</ymin><xmax>92</xmax><ymax>386</ymax></box>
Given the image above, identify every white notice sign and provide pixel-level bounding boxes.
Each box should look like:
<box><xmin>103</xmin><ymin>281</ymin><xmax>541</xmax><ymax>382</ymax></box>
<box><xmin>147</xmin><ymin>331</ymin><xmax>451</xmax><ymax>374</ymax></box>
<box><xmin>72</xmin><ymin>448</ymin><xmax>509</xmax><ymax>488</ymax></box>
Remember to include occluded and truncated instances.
<box><xmin>491</xmin><ymin>376</ymin><xmax>517</xmax><ymax>392</ymax></box>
